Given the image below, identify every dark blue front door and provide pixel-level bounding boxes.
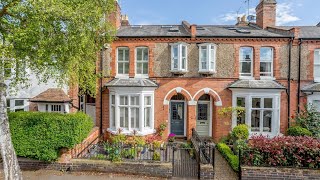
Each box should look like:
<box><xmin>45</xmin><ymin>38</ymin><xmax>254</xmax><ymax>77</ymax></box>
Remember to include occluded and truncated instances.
<box><xmin>171</xmin><ymin>102</ymin><xmax>185</xmax><ymax>136</ymax></box>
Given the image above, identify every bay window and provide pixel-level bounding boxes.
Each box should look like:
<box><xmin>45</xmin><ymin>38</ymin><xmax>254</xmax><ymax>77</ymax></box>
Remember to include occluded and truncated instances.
<box><xmin>171</xmin><ymin>43</ymin><xmax>188</xmax><ymax>72</ymax></box>
<box><xmin>136</xmin><ymin>47</ymin><xmax>149</xmax><ymax>76</ymax></box>
<box><xmin>117</xmin><ymin>47</ymin><xmax>129</xmax><ymax>76</ymax></box>
<box><xmin>260</xmin><ymin>47</ymin><xmax>273</xmax><ymax>78</ymax></box>
<box><xmin>239</xmin><ymin>47</ymin><xmax>253</xmax><ymax>78</ymax></box>
<box><xmin>314</xmin><ymin>49</ymin><xmax>320</xmax><ymax>82</ymax></box>
<box><xmin>232</xmin><ymin>91</ymin><xmax>280</xmax><ymax>137</ymax></box>
<box><xmin>108</xmin><ymin>89</ymin><xmax>155</xmax><ymax>135</ymax></box>
<box><xmin>198</xmin><ymin>43</ymin><xmax>216</xmax><ymax>73</ymax></box>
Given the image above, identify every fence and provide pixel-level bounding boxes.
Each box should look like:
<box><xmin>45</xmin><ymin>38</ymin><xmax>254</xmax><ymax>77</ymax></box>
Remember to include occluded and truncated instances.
<box><xmin>191</xmin><ymin>128</ymin><xmax>215</xmax><ymax>165</ymax></box>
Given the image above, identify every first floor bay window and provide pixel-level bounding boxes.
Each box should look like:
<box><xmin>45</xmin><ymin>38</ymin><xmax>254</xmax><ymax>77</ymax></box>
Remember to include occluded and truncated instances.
<box><xmin>170</xmin><ymin>42</ymin><xmax>188</xmax><ymax>72</ymax></box>
<box><xmin>108</xmin><ymin>87</ymin><xmax>155</xmax><ymax>136</ymax></box>
<box><xmin>232</xmin><ymin>90</ymin><xmax>281</xmax><ymax>137</ymax></box>
<box><xmin>314</xmin><ymin>49</ymin><xmax>320</xmax><ymax>82</ymax></box>
<box><xmin>198</xmin><ymin>43</ymin><xmax>216</xmax><ymax>73</ymax></box>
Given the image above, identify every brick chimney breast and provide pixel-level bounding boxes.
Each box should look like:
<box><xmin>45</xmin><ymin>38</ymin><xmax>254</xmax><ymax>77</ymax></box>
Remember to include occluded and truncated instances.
<box><xmin>256</xmin><ymin>0</ymin><xmax>277</xmax><ymax>29</ymax></box>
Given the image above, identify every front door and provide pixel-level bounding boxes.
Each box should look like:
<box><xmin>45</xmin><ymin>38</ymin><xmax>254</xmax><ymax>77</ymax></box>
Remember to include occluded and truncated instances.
<box><xmin>196</xmin><ymin>102</ymin><xmax>210</xmax><ymax>136</ymax></box>
<box><xmin>170</xmin><ymin>102</ymin><xmax>185</xmax><ymax>136</ymax></box>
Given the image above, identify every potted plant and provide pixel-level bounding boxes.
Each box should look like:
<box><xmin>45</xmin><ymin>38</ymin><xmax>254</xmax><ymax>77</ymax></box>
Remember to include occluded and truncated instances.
<box><xmin>168</xmin><ymin>133</ymin><xmax>176</xmax><ymax>142</ymax></box>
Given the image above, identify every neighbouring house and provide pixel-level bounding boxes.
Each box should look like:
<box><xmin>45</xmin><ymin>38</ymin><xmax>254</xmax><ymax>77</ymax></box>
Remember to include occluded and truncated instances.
<box><xmin>94</xmin><ymin>0</ymin><xmax>320</xmax><ymax>141</ymax></box>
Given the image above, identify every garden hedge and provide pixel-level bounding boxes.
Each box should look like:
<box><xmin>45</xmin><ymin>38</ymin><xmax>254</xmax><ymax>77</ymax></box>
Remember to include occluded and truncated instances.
<box><xmin>217</xmin><ymin>143</ymin><xmax>239</xmax><ymax>172</ymax></box>
<box><xmin>9</xmin><ymin>111</ymin><xmax>93</xmax><ymax>161</ymax></box>
<box><xmin>287</xmin><ymin>126</ymin><xmax>312</xmax><ymax>137</ymax></box>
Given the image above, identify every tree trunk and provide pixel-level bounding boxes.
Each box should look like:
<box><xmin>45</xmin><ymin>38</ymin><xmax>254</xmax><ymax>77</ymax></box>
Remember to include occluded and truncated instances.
<box><xmin>0</xmin><ymin>83</ymin><xmax>22</xmax><ymax>180</ymax></box>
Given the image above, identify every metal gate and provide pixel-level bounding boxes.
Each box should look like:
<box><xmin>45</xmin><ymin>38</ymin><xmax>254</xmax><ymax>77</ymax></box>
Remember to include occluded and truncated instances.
<box><xmin>172</xmin><ymin>147</ymin><xmax>199</xmax><ymax>178</ymax></box>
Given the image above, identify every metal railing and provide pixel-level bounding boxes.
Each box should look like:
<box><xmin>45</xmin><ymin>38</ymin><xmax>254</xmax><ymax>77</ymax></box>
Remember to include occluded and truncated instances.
<box><xmin>191</xmin><ymin>128</ymin><xmax>215</xmax><ymax>165</ymax></box>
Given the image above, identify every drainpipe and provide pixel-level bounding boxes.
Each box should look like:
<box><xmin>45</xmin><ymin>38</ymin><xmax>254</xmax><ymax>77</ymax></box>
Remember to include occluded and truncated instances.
<box><xmin>100</xmin><ymin>49</ymin><xmax>104</xmax><ymax>135</ymax></box>
<box><xmin>297</xmin><ymin>39</ymin><xmax>303</xmax><ymax>113</ymax></box>
<box><xmin>287</xmin><ymin>37</ymin><xmax>293</xmax><ymax>128</ymax></box>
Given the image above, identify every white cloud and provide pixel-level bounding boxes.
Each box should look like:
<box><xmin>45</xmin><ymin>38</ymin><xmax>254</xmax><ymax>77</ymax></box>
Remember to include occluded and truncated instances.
<box><xmin>219</xmin><ymin>3</ymin><xmax>300</xmax><ymax>26</ymax></box>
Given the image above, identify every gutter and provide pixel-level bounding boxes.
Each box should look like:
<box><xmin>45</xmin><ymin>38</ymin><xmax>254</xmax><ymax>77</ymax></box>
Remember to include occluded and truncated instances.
<box><xmin>297</xmin><ymin>39</ymin><xmax>303</xmax><ymax>113</ymax></box>
<box><xmin>287</xmin><ymin>37</ymin><xmax>293</xmax><ymax>128</ymax></box>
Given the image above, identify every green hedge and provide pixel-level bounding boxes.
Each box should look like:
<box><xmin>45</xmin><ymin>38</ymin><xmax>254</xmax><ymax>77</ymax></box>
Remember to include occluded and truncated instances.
<box><xmin>287</xmin><ymin>126</ymin><xmax>312</xmax><ymax>137</ymax></box>
<box><xmin>217</xmin><ymin>143</ymin><xmax>239</xmax><ymax>172</ymax></box>
<box><xmin>9</xmin><ymin>111</ymin><xmax>93</xmax><ymax>162</ymax></box>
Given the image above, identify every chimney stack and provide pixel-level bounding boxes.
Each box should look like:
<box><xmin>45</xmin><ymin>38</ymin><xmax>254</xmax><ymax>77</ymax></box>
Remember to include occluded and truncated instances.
<box><xmin>121</xmin><ymin>15</ymin><xmax>130</xmax><ymax>26</ymax></box>
<box><xmin>256</xmin><ymin>0</ymin><xmax>277</xmax><ymax>29</ymax></box>
<box><xmin>236</xmin><ymin>15</ymin><xmax>248</xmax><ymax>27</ymax></box>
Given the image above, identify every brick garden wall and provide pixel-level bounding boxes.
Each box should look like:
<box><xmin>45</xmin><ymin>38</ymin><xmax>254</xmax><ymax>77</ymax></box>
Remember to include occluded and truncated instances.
<box><xmin>241</xmin><ymin>166</ymin><xmax>320</xmax><ymax>180</ymax></box>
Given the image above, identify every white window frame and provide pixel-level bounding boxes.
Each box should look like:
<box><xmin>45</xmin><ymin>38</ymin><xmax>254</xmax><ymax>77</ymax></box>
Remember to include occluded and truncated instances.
<box><xmin>307</xmin><ymin>93</ymin><xmax>320</xmax><ymax>112</ymax></box>
<box><xmin>116</xmin><ymin>47</ymin><xmax>130</xmax><ymax>78</ymax></box>
<box><xmin>260</xmin><ymin>47</ymin><xmax>274</xmax><ymax>79</ymax></box>
<box><xmin>135</xmin><ymin>47</ymin><xmax>149</xmax><ymax>78</ymax></box>
<box><xmin>7</xmin><ymin>99</ymin><xmax>28</xmax><ymax>112</ymax></box>
<box><xmin>231</xmin><ymin>89</ymin><xmax>281</xmax><ymax>137</ymax></box>
<box><xmin>170</xmin><ymin>42</ymin><xmax>188</xmax><ymax>72</ymax></box>
<box><xmin>198</xmin><ymin>43</ymin><xmax>216</xmax><ymax>73</ymax></box>
<box><xmin>314</xmin><ymin>49</ymin><xmax>320</xmax><ymax>82</ymax></box>
<box><xmin>239</xmin><ymin>47</ymin><xmax>253</xmax><ymax>79</ymax></box>
<box><xmin>108</xmin><ymin>87</ymin><xmax>155</xmax><ymax>136</ymax></box>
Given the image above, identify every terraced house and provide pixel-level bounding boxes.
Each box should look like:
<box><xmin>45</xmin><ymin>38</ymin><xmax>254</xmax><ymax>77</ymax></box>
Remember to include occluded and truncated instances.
<box><xmin>95</xmin><ymin>0</ymin><xmax>320</xmax><ymax>141</ymax></box>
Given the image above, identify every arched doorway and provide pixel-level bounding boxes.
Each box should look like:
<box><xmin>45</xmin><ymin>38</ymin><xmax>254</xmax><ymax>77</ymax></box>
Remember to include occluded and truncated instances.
<box><xmin>196</xmin><ymin>94</ymin><xmax>211</xmax><ymax>136</ymax></box>
<box><xmin>170</xmin><ymin>94</ymin><xmax>186</xmax><ymax>136</ymax></box>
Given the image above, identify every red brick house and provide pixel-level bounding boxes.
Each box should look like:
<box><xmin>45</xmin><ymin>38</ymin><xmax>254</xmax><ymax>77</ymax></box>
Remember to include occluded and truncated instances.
<box><xmin>94</xmin><ymin>0</ymin><xmax>320</xmax><ymax>141</ymax></box>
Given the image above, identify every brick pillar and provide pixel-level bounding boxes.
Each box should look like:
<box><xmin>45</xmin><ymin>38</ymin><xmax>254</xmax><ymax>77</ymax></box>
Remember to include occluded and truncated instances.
<box><xmin>163</xmin><ymin>104</ymin><xmax>170</xmax><ymax>137</ymax></box>
<box><xmin>274</xmin><ymin>46</ymin><xmax>281</xmax><ymax>79</ymax></box>
<box><xmin>187</xmin><ymin>104</ymin><xmax>196</xmax><ymax>139</ymax></box>
<box><xmin>234</xmin><ymin>46</ymin><xmax>240</xmax><ymax>78</ymax></box>
<box><xmin>149</xmin><ymin>46</ymin><xmax>155</xmax><ymax>77</ymax></box>
<box><xmin>129</xmin><ymin>46</ymin><xmax>135</xmax><ymax>77</ymax></box>
<box><xmin>253</xmin><ymin>46</ymin><xmax>260</xmax><ymax>79</ymax></box>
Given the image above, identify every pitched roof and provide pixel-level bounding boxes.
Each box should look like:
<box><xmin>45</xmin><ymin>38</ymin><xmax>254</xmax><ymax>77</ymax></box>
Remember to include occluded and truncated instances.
<box><xmin>105</xmin><ymin>78</ymin><xmax>158</xmax><ymax>87</ymax></box>
<box><xmin>302</xmin><ymin>83</ymin><xmax>320</xmax><ymax>92</ymax></box>
<box><xmin>30</xmin><ymin>88</ymin><xmax>71</xmax><ymax>103</ymax></box>
<box><xmin>116</xmin><ymin>24</ymin><xmax>290</xmax><ymax>38</ymax></box>
<box><xmin>228</xmin><ymin>80</ymin><xmax>286</xmax><ymax>89</ymax></box>
<box><xmin>277</xmin><ymin>26</ymin><xmax>320</xmax><ymax>39</ymax></box>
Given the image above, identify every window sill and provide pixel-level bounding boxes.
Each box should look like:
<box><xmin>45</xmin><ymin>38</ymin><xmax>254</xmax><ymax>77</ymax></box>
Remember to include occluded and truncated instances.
<box><xmin>107</xmin><ymin>128</ymin><xmax>156</xmax><ymax>136</ymax></box>
<box><xmin>115</xmin><ymin>75</ymin><xmax>129</xmax><ymax>79</ymax></box>
<box><xmin>239</xmin><ymin>76</ymin><xmax>254</xmax><ymax>80</ymax></box>
<box><xmin>198</xmin><ymin>70</ymin><xmax>215</xmax><ymax>74</ymax></box>
<box><xmin>170</xmin><ymin>70</ymin><xmax>188</xmax><ymax>74</ymax></box>
<box><xmin>134</xmin><ymin>75</ymin><xmax>149</xmax><ymax>79</ymax></box>
<box><xmin>260</xmin><ymin>76</ymin><xmax>275</xmax><ymax>80</ymax></box>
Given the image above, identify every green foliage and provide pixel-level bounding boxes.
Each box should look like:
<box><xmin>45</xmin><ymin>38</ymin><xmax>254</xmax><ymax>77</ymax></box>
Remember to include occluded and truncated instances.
<box><xmin>152</xmin><ymin>141</ymin><xmax>162</xmax><ymax>149</ymax></box>
<box><xmin>104</xmin><ymin>144</ymin><xmax>122</xmax><ymax>162</ymax></box>
<box><xmin>0</xmin><ymin>0</ymin><xmax>116</xmax><ymax>96</ymax></box>
<box><xmin>293</xmin><ymin>105</ymin><xmax>320</xmax><ymax>138</ymax></box>
<box><xmin>121</xmin><ymin>148</ymin><xmax>136</xmax><ymax>159</ymax></box>
<box><xmin>158</xmin><ymin>123</ymin><xmax>167</xmax><ymax>137</ymax></box>
<box><xmin>287</xmin><ymin>126</ymin><xmax>313</xmax><ymax>137</ymax></box>
<box><xmin>133</xmin><ymin>136</ymin><xmax>146</xmax><ymax>146</ymax></box>
<box><xmin>91</xmin><ymin>154</ymin><xmax>107</xmax><ymax>160</ymax></box>
<box><xmin>219</xmin><ymin>133</ymin><xmax>233</xmax><ymax>145</ymax></box>
<box><xmin>231</xmin><ymin>124</ymin><xmax>249</xmax><ymax>140</ymax></box>
<box><xmin>111</xmin><ymin>134</ymin><xmax>126</xmax><ymax>144</ymax></box>
<box><xmin>217</xmin><ymin>143</ymin><xmax>239</xmax><ymax>172</ymax></box>
<box><xmin>234</xmin><ymin>139</ymin><xmax>248</xmax><ymax>156</ymax></box>
<box><xmin>152</xmin><ymin>151</ymin><xmax>160</xmax><ymax>161</ymax></box>
<box><xmin>218</xmin><ymin>106</ymin><xmax>245</xmax><ymax>119</ymax></box>
<box><xmin>9</xmin><ymin>111</ymin><xmax>93</xmax><ymax>161</ymax></box>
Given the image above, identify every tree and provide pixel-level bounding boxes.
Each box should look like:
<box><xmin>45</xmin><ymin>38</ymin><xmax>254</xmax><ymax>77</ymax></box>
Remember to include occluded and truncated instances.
<box><xmin>0</xmin><ymin>0</ymin><xmax>116</xmax><ymax>179</ymax></box>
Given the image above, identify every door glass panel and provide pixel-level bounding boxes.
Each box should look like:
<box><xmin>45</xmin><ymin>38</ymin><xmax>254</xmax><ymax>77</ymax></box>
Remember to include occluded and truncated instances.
<box><xmin>197</xmin><ymin>104</ymin><xmax>208</xmax><ymax>120</ymax></box>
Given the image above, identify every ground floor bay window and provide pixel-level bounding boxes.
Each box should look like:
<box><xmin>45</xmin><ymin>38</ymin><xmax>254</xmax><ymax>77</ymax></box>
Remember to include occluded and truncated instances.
<box><xmin>231</xmin><ymin>90</ymin><xmax>281</xmax><ymax>137</ymax></box>
<box><xmin>108</xmin><ymin>87</ymin><xmax>155</xmax><ymax>136</ymax></box>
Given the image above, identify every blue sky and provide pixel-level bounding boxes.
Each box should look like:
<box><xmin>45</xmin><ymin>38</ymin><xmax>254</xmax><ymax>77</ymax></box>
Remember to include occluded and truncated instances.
<box><xmin>119</xmin><ymin>0</ymin><xmax>320</xmax><ymax>26</ymax></box>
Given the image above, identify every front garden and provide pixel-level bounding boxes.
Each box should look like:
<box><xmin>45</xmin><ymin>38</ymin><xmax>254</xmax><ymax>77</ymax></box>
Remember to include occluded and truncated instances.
<box><xmin>217</xmin><ymin>105</ymin><xmax>320</xmax><ymax>172</ymax></box>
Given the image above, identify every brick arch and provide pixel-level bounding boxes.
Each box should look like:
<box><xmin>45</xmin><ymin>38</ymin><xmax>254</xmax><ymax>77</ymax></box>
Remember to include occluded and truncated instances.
<box><xmin>193</xmin><ymin>88</ymin><xmax>222</xmax><ymax>106</ymax></box>
<box><xmin>163</xmin><ymin>87</ymin><xmax>193</xmax><ymax>105</ymax></box>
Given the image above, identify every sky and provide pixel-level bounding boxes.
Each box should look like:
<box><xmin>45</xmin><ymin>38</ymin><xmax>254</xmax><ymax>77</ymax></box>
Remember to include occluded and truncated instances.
<box><xmin>119</xmin><ymin>0</ymin><xmax>320</xmax><ymax>26</ymax></box>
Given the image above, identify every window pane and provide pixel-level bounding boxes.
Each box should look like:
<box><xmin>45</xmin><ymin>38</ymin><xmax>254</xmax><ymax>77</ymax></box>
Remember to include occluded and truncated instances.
<box><xmin>240</xmin><ymin>47</ymin><xmax>253</xmax><ymax>61</ymax></box>
<box><xmin>111</xmin><ymin>95</ymin><xmax>115</xmax><ymax>105</ymax></box>
<box><xmin>260</xmin><ymin>62</ymin><xmax>272</xmax><ymax>73</ymax></box>
<box><xmin>315</xmin><ymin>65</ymin><xmax>320</xmax><ymax>78</ymax></box>
<box><xmin>15</xmin><ymin>109</ymin><xmax>24</xmax><ymax>112</ymax></box>
<box><xmin>252</xmin><ymin>98</ymin><xmax>261</xmax><ymax>108</ymax></box>
<box><xmin>124</xmin><ymin>63</ymin><xmax>129</xmax><ymax>74</ymax></box>
<box><xmin>263</xmin><ymin>110</ymin><xmax>272</xmax><ymax>132</ymax></box>
<box><xmin>237</xmin><ymin>97</ymin><xmax>246</xmax><ymax>125</ymax></box>
<box><xmin>173</xmin><ymin>58</ymin><xmax>178</xmax><ymax>69</ymax></box>
<box><xmin>314</xmin><ymin>50</ymin><xmax>320</xmax><ymax>64</ymax></box>
<box><xmin>124</xmin><ymin>49</ymin><xmax>129</xmax><ymax>61</ymax></box>
<box><xmin>264</xmin><ymin>98</ymin><xmax>273</xmax><ymax>108</ymax></box>
<box><xmin>182</xmin><ymin>46</ymin><xmax>186</xmax><ymax>69</ymax></box>
<box><xmin>237</xmin><ymin>97</ymin><xmax>245</xmax><ymax>107</ymax></box>
<box><xmin>130</xmin><ymin>96</ymin><xmax>139</xmax><ymax>105</ymax></box>
<box><xmin>313</xmin><ymin>100</ymin><xmax>320</xmax><ymax>112</ymax></box>
<box><xmin>143</xmin><ymin>48</ymin><xmax>148</xmax><ymax>61</ymax></box>
<box><xmin>260</xmin><ymin>47</ymin><xmax>273</xmax><ymax>61</ymax></box>
<box><xmin>131</xmin><ymin>107</ymin><xmax>139</xmax><ymax>129</ymax></box>
<box><xmin>240</xmin><ymin>62</ymin><xmax>251</xmax><ymax>74</ymax></box>
<box><xmin>120</xmin><ymin>96</ymin><xmax>128</xmax><ymax>105</ymax></box>
<box><xmin>137</xmin><ymin>63</ymin><xmax>142</xmax><ymax>74</ymax></box>
<box><xmin>143</xmin><ymin>63</ymin><xmax>148</xmax><ymax>74</ymax></box>
<box><xmin>144</xmin><ymin>107</ymin><xmax>151</xmax><ymax>127</ymax></box>
<box><xmin>6</xmin><ymin>99</ymin><xmax>10</xmax><ymax>107</ymax></box>
<box><xmin>251</xmin><ymin>110</ymin><xmax>260</xmax><ymax>132</ymax></box>
<box><xmin>120</xmin><ymin>107</ymin><xmax>128</xmax><ymax>128</ymax></box>
<box><xmin>118</xmin><ymin>62</ymin><xmax>123</xmax><ymax>74</ymax></box>
<box><xmin>144</xmin><ymin>96</ymin><xmax>151</xmax><ymax>105</ymax></box>
<box><xmin>118</xmin><ymin>49</ymin><xmax>123</xmax><ymax>61</ymax></box>
<box><xmin>137</xmin><ymin>48</ymin><xmax>142</xmax><ymax>60</ymax></box>
<box><xmin>173</xmin><ymin>46</ymin><xmax>178</xmax><ymax>58</ymax></box>
<box><xmin>111</xmin><ymin>106</ymin><xmax>115</xmax><ymax>128</ymax></box>
<box><xmin>15</xmin><ymin>100</ymin><xmax>24</xmax><ymax>106</ymax></box>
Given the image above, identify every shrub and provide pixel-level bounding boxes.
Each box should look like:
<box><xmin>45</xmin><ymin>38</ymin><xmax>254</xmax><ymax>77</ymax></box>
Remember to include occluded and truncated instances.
<box><xmin>91</xmin><ymin>154</ymin><xmax>107</xmax><ymax>160</ymax></box>
<box><xmin>231</xmin><ymin>124</ymin><xmax>249</xmax><ymax>140</ymax></box>
<box><xmin>152</xmin><ymin>151</ymin><xmax>160</xmax><ymax>161</ymax></box>
<box><xmin>287</xmin><ymin>126</ymin><xmax>312</xmax><ymax>137</ymax></box>
<box><xmin>111</xmin><ymin>134</ymin><xmax>126</xmax><ymax>144</ymax></box>
<box><xmin>243</xmin><ymin>135</ymin><xmax>320</xmax><ymax>168</ymax></box>
<box><xmin>293</xmin><ymin>105</ymin><xmax>320</xmax><ymax>138</ymax></box>
<box><xmin>217</xmin><ymin>143</ymin><xmax>239</xmax><ymax>172</ymax></box>
<box><xmin>9</xmin><ymin>111</ymin><xmax>93</xmax><ymax>161</ymax></box>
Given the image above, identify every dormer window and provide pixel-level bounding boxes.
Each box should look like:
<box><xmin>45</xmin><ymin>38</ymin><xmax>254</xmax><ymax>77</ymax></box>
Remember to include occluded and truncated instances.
<box><xmin>239</xmin><ymin>47</ymin><xmax>253</xmax><ymax>78</ymax></box>
<box><xmin>198</xmin><ymin>43</ymin><xmax>216</xmax><ymax>73</ymax></box>
<box><xmin>314</xmin><ymin>49</ymin><xmax>320</xmax><ymax>82</ymax></box>
<box><xmin>171</xmin><ymin>43</ymin><xmax>188</xmax><ymax>73</ymax></box>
